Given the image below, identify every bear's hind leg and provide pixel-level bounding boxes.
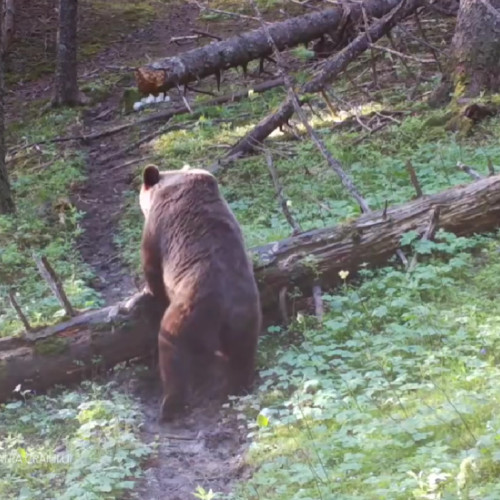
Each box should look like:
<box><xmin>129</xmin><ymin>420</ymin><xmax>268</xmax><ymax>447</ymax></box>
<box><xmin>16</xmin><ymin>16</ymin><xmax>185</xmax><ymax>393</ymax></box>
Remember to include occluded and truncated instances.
<box><xmin>158</xmin><ymin>300</ymin><xmax>222</xmax><ymax>421</ymax></box>
<box><xmin>157</xmin><ymin>326</ymin><xmax>189</xmax><ymax>422</ymax></box>
<box><xmin>221</xmin><ymin>324</ymin><xmax>258</xmax><ymax>396</ymax></box>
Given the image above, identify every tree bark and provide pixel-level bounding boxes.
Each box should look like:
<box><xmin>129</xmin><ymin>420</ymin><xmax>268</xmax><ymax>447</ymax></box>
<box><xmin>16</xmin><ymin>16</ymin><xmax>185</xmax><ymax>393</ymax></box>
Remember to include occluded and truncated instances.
<box><xmin>2</xmin><ymin>173</ymin><xmax>500</xmax><ymax>402</ymax></box>
<box><xmin>1</xmin><ymin>0</ymin><xmax>15</xmax><ymax>54</ymax></box>
<box><xmin>451</xmin><ymin>0</ymin><xmax>500</xmax><ymax>97</ymax></box>
<box><xmin>0</xmin><ymin>0</ymin><xmax>14</xmax><ymax>215</ymax></box>
<box><xmin>135</xmin><ymin>0</ymin><xmax>403</xmax><ymax>96</ymax></box>
<box><xmin>52</xmin><ymin>0</ymin><xmax>80</xmax><ymax>106</ymax></box>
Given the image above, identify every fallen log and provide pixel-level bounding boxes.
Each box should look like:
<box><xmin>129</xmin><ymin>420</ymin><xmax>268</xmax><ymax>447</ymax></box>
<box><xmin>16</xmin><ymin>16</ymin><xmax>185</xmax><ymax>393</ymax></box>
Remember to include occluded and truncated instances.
<box><xmin>2</xmin><ymin>173</ymin><xmax>500</xmax><ymax>403</ymax></box>
<box><xmin>224</xmin><ymin>0</ymin><xmax>422</xmax><ymax>161</ymax></box>
<box><xmin>135</xmin><ymin>0</ymin><xmax>403</xmax><ymax>95</ymax></box>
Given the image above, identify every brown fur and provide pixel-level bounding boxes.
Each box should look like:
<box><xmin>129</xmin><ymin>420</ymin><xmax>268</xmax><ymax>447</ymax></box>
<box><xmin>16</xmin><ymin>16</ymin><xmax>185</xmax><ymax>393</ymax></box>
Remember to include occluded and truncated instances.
<box><xmin>139</xmin><ymin>165</ymin><xmax>261</xmax><ymax>421</ymax></box>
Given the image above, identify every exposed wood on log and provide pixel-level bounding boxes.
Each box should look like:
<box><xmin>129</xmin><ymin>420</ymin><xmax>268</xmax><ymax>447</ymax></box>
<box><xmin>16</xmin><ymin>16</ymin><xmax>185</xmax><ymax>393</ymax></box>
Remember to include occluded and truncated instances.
<box><xmin>135</xmin><ymin>0</ymin><xmax>404</xmax><ymax>96</ymax></box>
<box><xmin>225</xmin><ymin>0</ymin><xmax>422</xmax><ymax>161</ymax></box>
<box><xmin>2</xmin><ymin>174</ymin><xmax>500</xmax><ymax>403</ymax></box>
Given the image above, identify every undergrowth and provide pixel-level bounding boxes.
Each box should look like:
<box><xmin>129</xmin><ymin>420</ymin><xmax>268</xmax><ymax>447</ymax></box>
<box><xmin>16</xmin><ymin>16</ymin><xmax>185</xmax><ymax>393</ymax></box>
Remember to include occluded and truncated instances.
<box><xmin>0</xmin><ymin>108</ymin><xmax>102</xmax><ymax>337</ymax></box>
<box><xmin>0</xmin><ymin>377</ymin><xmax>151</xmax><ymax>500</ymax></box>
<box><xmin>224</xmin><ymin>232</ymin><xmax>500</xmax><ymax>500</ymax></box>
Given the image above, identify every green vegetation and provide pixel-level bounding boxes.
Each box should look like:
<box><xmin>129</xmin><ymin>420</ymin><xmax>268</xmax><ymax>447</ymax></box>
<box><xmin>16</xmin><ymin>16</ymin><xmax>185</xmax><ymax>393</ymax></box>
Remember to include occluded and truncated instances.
<box><xmin>0</xmin><ymin>378</ymin><xmax>151</xmax><ymax>500</ymax></box>
<box><xmin>0</xmin><ymin>108</ymin><xmax>102</xmax><ymax>337</ymax></box>
<box><xmin>223</xmin><ymin>232</ymin><xmax>500</xmax><ymax>499</ymax></box>
<box><xmin>4</xmin><ymin>3</ymin><xmax>500</xmax><ymax>499</ymax></box>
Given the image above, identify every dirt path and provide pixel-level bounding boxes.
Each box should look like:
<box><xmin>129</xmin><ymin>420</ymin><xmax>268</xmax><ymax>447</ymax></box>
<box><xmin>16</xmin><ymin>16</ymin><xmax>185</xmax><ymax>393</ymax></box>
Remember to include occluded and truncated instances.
<box><xmin>125</xmin><ymin>368</ymin><xmax>251</xmax><ymax>500</ymax></box>
<box><xmin>75</xmin><ymin>2</ymin><xmax>201</xmax><ymax>304</ymax></box>
<box><xmin>73</xmin><ymin>5</ymin><xmax>255</xmax><ymax>498</ymax></box>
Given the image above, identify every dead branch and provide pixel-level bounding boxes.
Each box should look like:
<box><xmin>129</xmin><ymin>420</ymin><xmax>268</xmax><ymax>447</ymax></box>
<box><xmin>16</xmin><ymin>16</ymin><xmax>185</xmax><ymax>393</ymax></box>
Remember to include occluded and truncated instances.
<box><xmin>488</xmin><ymin>158</ymin><xmax>496</xmax><ymax>176</ymax></box>
<box><xmin>312</xmin><ymin>282</ymin><xmax>324</xmax><ymax>322</ymax></box>
<box><xmin>98</xmin><ymin>121</ymin><xmax>177</xmax><ymax>164</ymax></box>
<box><xmin>406</xmin><ymin>160</ymin><xmax>423</xmax><ymax>197</ymax></box>
<box><xmin>250</xmin><ymin>0</ymin><xmax>371</xmax><ymax>214</ymax></box>
<box><xmin>407</xmin><ymin>206</ymin><xmax>441</xmax><ymax>272</ymax></box>
<box><xmin>33</xmin><ymin>254</ymin><xmax>76</xmax><ymax>317</ymax></box>
<box><xmin>8</xmin><ymin>290</ymin><xmax>32</xmax><ymax>332</ymax></box>
<box><xmin>265</xmin><ymin>151</ymin><xmax>302</xmax><ymax>234</ymax></box>
<box><xmin>457</xmin><ymin>162</ymin><xmax>483</xmax><ymax>180</ymax></box>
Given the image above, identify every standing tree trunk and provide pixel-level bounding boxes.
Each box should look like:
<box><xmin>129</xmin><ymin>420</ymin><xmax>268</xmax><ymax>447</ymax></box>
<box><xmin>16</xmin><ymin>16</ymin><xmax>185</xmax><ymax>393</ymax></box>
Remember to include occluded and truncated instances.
<box><xmin>0</xmin><ymin>0</ymin><xmax>15</xmax><ymax>215</ymax></box>
<box><xmin>52</xmin><ymin>0</ymin><xmax>81</xmax><ymax>107</ymax></box>
<box><xmin>444</xmin><ymin>0</ymin><xmax>500</xmax><ymax>100</ymax></box>
<box><xmin>452</xmin><ymin>0</ymin><xmax>500</xmax><ymax>96</ymax></box>
<box><xmin>1</xmin><ymin>0</ymin><xmax>15</xmax><ymax>54</ymax></box>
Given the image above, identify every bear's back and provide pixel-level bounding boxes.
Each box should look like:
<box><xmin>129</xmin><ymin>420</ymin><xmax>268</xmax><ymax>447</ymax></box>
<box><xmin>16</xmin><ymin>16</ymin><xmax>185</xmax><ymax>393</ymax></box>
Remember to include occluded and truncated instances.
<box><xmin>145</xmin><ymin>170</ymin><xmax>255</xmax><ymax>302</ymax></box>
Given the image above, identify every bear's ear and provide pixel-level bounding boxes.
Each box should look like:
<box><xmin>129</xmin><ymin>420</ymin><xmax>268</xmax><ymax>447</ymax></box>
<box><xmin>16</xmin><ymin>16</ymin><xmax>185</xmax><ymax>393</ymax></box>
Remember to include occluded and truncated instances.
<box><xmin>143</xmin><ymin>165</ymin><xmax>160</xmax><ymax>188</ymax></box>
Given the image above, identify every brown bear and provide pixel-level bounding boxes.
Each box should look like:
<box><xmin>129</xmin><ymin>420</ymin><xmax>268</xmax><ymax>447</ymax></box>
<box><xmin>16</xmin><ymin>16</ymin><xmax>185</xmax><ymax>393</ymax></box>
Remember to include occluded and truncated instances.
<box><xmin>139</xmin><ymin>164</ymin><xmax>261</xmax><ymax>421</ymax></box>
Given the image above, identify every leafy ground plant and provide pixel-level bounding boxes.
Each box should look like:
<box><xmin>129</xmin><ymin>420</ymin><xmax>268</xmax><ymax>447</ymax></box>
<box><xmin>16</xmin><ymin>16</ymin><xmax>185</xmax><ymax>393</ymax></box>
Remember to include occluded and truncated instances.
<box><xmin>225</xmin><ymin>232</ymin><xmax>500</xmax><ymax>500</ymax></box>
<box><xmin>0</xmin><ymin>378</ymin><xmax>151</xmax><ymax>500</ymax></box>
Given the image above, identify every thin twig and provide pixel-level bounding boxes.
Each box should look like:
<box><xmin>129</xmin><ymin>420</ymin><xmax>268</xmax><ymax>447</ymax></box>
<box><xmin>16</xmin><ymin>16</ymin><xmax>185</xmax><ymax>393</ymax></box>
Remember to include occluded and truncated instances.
<box><xmin>191</xmin><ymin>28</ymin><xmax>223</xmax><ymax>41</ymax></box>
<box><xmin>98</xmin><ymin>121</ymin><xmax>180</xmax><ymax>164</ymax></box>
<box><xmin>487</xmin><ymin>157</ymin><xmax>496</xmax><ymax>176</ymax></box>
<box><xmin>99</xmin><ymin>117</ymin><xmax>239</xmax><ymax>164</ymax></box>
<box><xmin>312</xmin><ymin>282</ymin><xmax>324</xmax><ymax>322</ymax></box>
<box><xmin>279</xmin><ymin>286</ymin><xmax>289</xmax><ymax>325</ymax></box>
<box><xmin>413</xmin><ymin>10</ymin><xmax>443</xmax><ymax>72</ymax></box>
<box><xmin>362</xmin><ymin>5</ymin><xmax>379</xmax><ymax>87</ymax></box>
<box><xmin>107</xmin><ymin>155</ymin><xmax>153</xmax><ymax>172</ymax></box>
<box><xmin>194</xmin><ymin>0</ymin><xmax>259</xmax><ymax>21</ymax></box>
<box><xmin>265</xmin><ymin>151</ymin><xmax>302</xmax><ymax>234</ymax></box>
<box><xmin>369</xmin><ymin>43</ymin><xmax>435</xmax><ymax>64</ymax></box>
<box><xmin>406</xmin><ymin>160</ymin><xmax>423</xmax><ymax>197</ymax></box>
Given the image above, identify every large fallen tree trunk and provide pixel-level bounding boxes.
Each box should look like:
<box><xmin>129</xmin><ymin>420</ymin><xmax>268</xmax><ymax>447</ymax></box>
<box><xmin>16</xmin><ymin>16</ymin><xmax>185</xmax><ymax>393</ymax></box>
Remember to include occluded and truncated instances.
<box><xmin>135</xmin><ymin>0</ymin><xmax>403</xmax><ymax>95</ymax></box>
<box><xmin>2</xmin><ymin>174</ymin><xmax>500</xmax><ymax>402</ymax></box>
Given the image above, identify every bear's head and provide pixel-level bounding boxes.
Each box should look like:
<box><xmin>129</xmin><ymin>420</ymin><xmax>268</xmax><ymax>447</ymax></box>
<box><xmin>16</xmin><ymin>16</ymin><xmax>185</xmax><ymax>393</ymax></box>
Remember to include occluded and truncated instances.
<box><xmin>139</xmin><ymin>164</ymin><xmax>214</xmax><ymax>218</ymax></box>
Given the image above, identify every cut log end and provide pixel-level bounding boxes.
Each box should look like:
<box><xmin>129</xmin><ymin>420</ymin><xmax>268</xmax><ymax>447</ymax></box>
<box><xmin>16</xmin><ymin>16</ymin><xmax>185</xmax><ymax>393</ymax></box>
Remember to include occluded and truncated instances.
<box><xmin>135</xmin><ymin>68</ymin><xmax>168</xmax><ymax>97</ymax></box>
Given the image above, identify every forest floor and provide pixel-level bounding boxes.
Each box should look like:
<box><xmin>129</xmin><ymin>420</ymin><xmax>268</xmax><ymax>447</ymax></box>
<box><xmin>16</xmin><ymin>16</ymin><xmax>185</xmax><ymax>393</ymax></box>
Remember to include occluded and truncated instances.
<box><xmin>6</xmin><ymin>2</ymin><xmax>500</xmax><ymax>500</ymax></box>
